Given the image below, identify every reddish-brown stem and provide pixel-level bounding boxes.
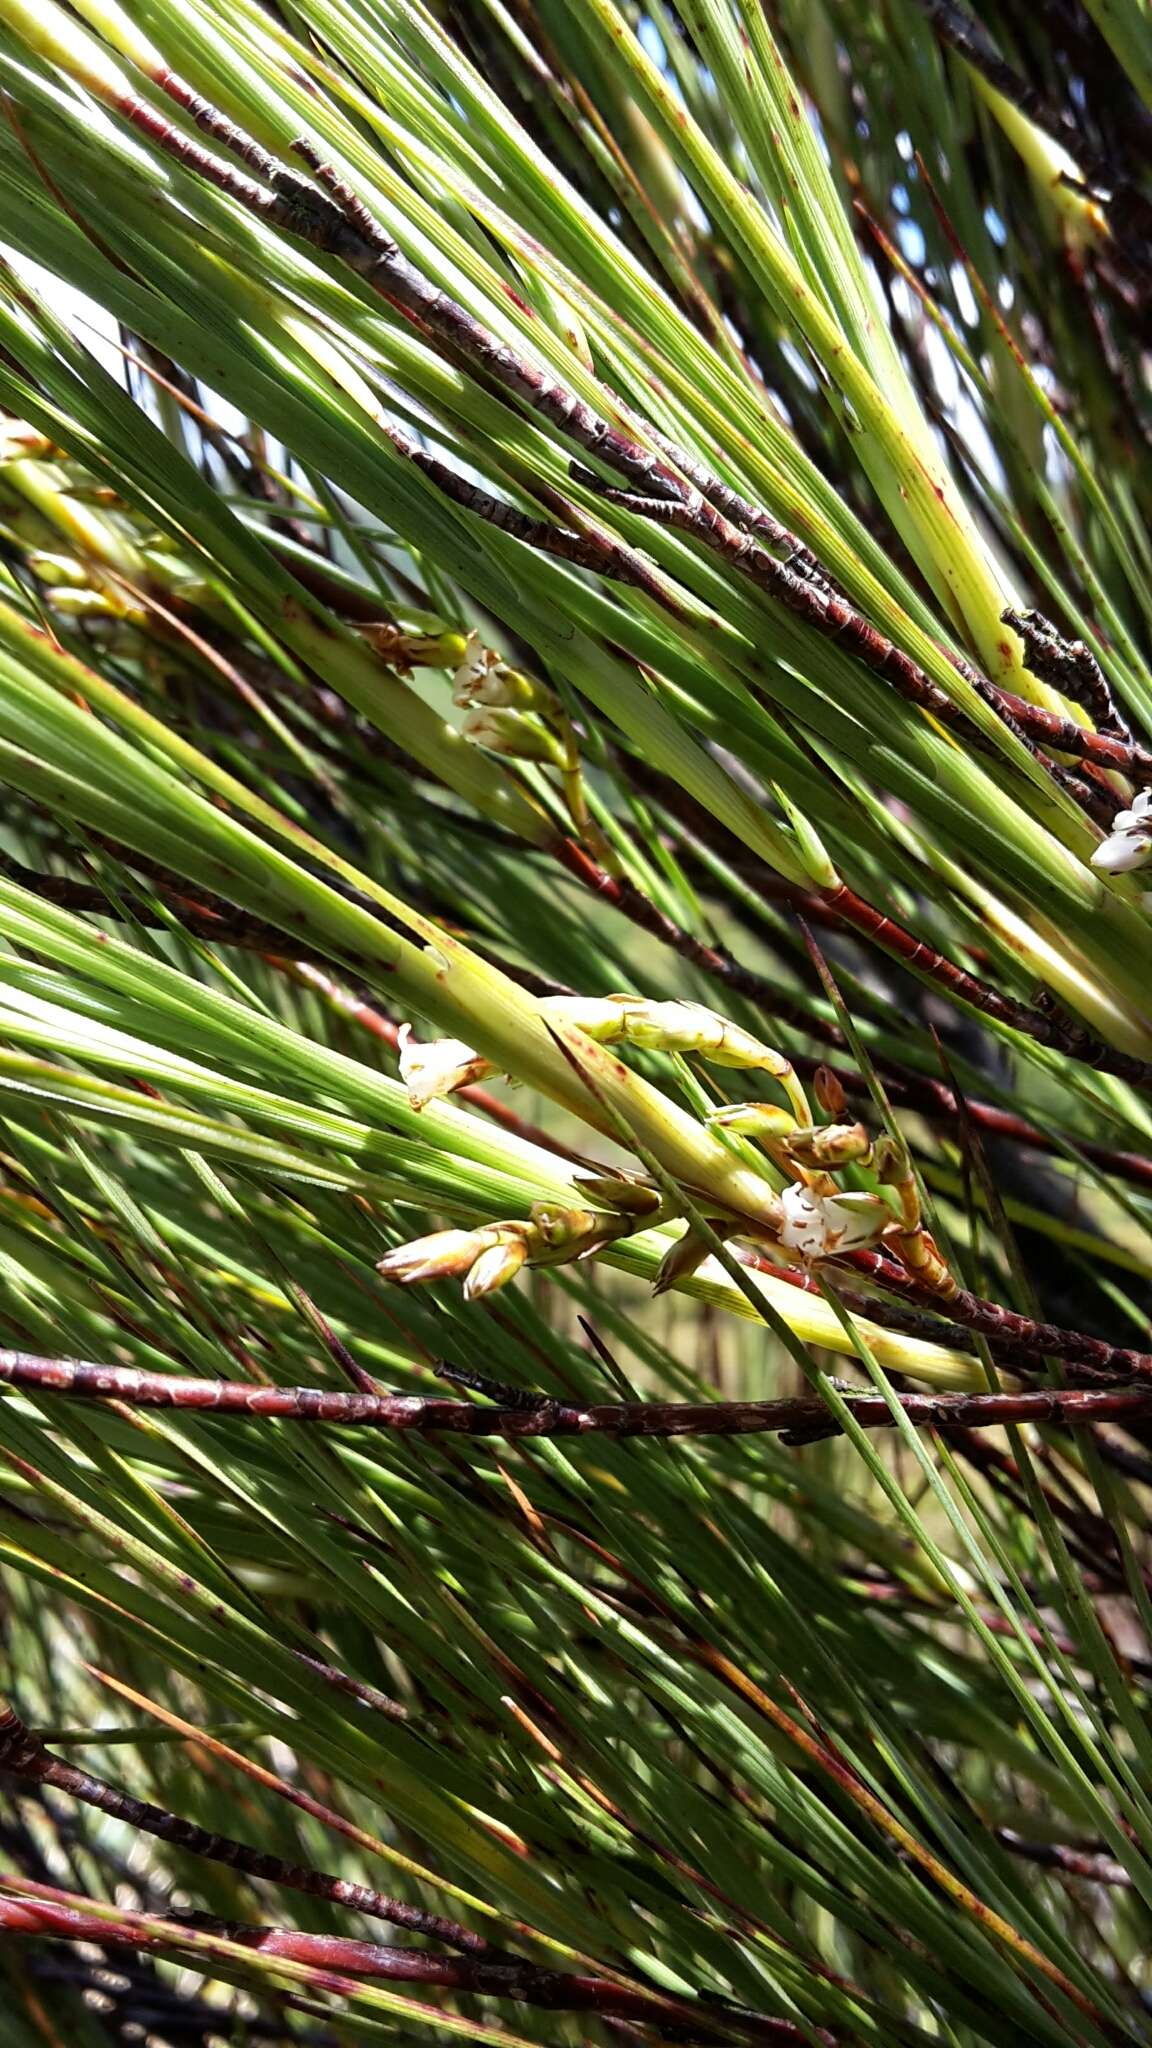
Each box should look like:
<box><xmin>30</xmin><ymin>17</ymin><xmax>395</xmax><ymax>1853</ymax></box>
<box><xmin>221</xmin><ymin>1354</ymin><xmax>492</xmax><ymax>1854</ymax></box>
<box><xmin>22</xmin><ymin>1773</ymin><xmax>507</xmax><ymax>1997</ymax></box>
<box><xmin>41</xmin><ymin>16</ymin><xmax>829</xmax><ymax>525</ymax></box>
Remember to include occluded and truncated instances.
<box><xmin>555</xmin><ymin>838</ymin><xmax>805</xmax><ymax>1004</ymax></box>
<box><xmin>2</xmin><ymin>1347</ymin><xmax>1152</xmax><ymax>1433</ymax></box>
<box><xmin>391</xmin><ymin>431</ymin><xmax>672</xmax><ymax>603</ymax></box>
<box><xmin>572</xmin><ymin>470</ymin><xmax>1114</xmax><ymax>822</ymax></box>
<box><xmin>70</xmin><ymin>67</ymin><xmax>1152</xmax><ymax>823</ymax></box>
<box><xmin>1002</xmin><ymin>608</ymin><xmax>1136</xmax><ymax>745</ymax></box>
<box><xmin>990</xmin><ymin>687</ymin><xmax>1152</xmax><ymax>775</ymax></box>
<box><xmin>0</xmin><ymin>1879</ymin><xmax>823</xmax><ymax>2044</ymax></box>
<box><xmin>0</xmin><ymin>1703</ymin><xmax>496</xmax><ymax>1956</ymax></box>
<box><xmin>925</xmin><ymin>1290</ymin><xmax>1152</xmax><ymax>1380</ymax></box>
<box><xmin>102</xmin><ymin>86</ymin><xmax>694</xmax><ymax>508</ymax></box>
<box><xmin>559</xmin><ymin>838</ymin><xmax>1152</xmax><ymax>1091</ymax></box>
<box><xmin>820</xmin><ymin>882</ymin><xmax>1152</xmax><ymax>1085</ymax></box>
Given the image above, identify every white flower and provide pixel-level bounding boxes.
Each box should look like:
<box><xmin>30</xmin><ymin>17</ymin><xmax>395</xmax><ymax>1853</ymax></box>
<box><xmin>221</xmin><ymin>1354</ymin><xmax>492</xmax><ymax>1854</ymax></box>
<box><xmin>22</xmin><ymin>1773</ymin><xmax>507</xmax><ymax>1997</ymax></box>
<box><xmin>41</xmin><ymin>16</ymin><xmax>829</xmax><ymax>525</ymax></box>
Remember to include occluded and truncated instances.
<box><xmin>779</xmin><ymin>1183</ymin><xmax>889</xmax><ymax>1259</ymax></box>
<box><xmin>1091</xmin><ymin>830</ymin><xmax>1152</xmax><ymax>874</ymax></box>
<box><xmin>397</xmin><ymin>1023</ymin><xmax>496</xmax><ymax>1108</ymax></box>
<box><xmin>1092</xmin><ymin>789</ymin><xmax>1152</xmax><ymax>874</ymax></box>
<box><xmin>452</xmin><ymin>630</ymin><xmax>507</xmax><ymax>706</ymax></box>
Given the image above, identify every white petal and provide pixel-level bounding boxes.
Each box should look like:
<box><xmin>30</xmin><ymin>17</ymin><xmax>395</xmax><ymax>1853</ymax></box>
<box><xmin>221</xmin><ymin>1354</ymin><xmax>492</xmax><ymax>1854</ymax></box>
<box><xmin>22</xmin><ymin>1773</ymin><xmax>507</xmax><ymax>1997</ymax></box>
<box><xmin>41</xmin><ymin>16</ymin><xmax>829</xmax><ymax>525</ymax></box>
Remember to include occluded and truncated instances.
<box><xmin>1091</xmin><ymin>831</ymin><xmax>1152</xmax><ymax>874</ymax></box>
<box><xmin>821</xmin><ymin>1192</ymin><xmax>889</xmax><ymax>1252</ymax></box>
<box><xmin>779</xmin><ymin>1183</ymin><xmax>827</xmax><ymax>1257</ymax></box>
<box><xmin>397</xmin><ymin>1024</ymin><xmax>490</xmax><ymax>1107</ymax></box>
<box><xmin>451</xmin><ymin>630</ymin><xmax>501</xmax><ymax>705</ymax></box>
<box><xmin>780</xmin><ymin>1184</ymin><xmax>888</xmax><ymax>1259</ymax></box>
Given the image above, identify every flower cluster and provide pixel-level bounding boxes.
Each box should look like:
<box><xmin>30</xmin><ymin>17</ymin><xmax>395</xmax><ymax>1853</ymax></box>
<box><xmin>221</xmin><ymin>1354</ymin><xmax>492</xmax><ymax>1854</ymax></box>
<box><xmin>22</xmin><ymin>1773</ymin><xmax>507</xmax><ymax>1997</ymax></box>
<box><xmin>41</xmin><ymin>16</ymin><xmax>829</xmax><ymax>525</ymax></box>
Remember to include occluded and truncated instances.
<box><xmin>1091</xmin><ymin>790</ymin><xmax>1152</xmax><ymax>874</ymax></box>
<box><xmin>384</xmin><ymin>999</ymin><xmax>957</xmax><ymax>1305</ymax></box>
<box><xmin>451</xmin><ymin>631</ymin><xmax>567</xmax><ymax>763</ymax></box>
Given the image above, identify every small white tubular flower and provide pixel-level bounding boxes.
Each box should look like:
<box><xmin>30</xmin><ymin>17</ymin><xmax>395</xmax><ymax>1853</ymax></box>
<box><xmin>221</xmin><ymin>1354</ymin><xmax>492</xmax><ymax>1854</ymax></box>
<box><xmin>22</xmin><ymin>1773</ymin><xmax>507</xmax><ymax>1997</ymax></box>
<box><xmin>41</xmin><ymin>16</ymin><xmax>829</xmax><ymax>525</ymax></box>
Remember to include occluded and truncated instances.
<box><xmin>1092</xmin><ymin>789</ymin><xmax>1152</xmax><ymax>873</ymax></box>
<box><xmin>1091</xmin><ymin>830</ymin><xmax>1152</xmax><ymax>874</ymax></box>
<box><xmin>779</xmin><ymin>1183</ymin><xmax>889</xmax><ymax>1260</ymax></box>
<box><xmin>397</xmin><ymin>1023</ymin><xmax>497</xmax><ymax>1109</ymax></box>
<box><xmin>451</xmin><ymin>629</ymin><xmax>503</xmax><ymax>706</ymax></box>
<box><xmin>463</xmin><ymin>667</ymin><xmax>520</xmax><ymax>707</ymax></box>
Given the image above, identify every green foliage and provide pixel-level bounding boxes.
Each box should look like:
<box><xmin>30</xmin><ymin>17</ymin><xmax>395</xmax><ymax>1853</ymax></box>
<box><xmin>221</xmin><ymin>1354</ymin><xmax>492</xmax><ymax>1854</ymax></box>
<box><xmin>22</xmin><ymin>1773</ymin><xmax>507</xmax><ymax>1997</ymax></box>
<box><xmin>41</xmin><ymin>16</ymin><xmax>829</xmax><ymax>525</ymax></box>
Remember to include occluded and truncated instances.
<box><xmin>0</xmin><ymin>0</ymin><xmax>1148</xmax><ymax>2040</ymax></box>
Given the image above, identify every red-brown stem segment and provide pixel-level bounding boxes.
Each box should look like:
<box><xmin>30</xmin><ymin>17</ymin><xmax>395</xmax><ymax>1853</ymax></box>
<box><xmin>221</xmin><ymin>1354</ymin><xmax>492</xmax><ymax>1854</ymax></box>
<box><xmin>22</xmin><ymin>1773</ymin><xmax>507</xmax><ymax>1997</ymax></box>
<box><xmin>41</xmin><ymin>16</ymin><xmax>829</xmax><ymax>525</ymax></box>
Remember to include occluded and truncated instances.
<box><xmin>102</xmin><ymin>79</ymin><xmax>1147</xmax><ymax>804</ymax></box>
<box><xmin>0</xmin><ymin>1879</ymin><xmax>826</xmax><ymax>2044</ymax></box>
<box><xmin>1003</xmin><ymin>607</ymin><xmax>1136</xmax><ymax>745</ymax></box>
<box><xmin>0</xmin><ymin>1703</ymin><xmax>496</xmax><ymax>1955</ymax></box>
<box><xmin>993</xmin><ymin>1830</ymin><xmax>1132</xmax><ymax>1888</ymax></box>
<box><xmin>2</xmin><ymin>1348</ymin><xmax>1152</xmax><ymax>1431</ymax></box>
<box><xmin>817</xmin><ymin>883</ymin><xmax>1152</xmax><ymax>1085</ymax></box>
<box><xmin>108</xmin><ymin>83</ymin><xmax>688</xmax><ymax>506</ymax></box>
<box><xmin>570</xmin><ymin>471</ymin><xmax>1114</xmax><ymax>821</ymax></box>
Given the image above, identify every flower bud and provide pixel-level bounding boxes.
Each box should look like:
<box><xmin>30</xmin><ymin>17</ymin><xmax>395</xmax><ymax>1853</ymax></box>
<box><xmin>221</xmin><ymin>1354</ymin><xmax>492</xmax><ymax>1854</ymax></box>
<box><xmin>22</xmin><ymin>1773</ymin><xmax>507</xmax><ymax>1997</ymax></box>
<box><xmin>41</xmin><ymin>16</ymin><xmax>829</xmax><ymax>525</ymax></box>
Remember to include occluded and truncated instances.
<box><xmin>572</xmin><ymin>1174</ymin><xmax>662</xmax><ymax>1216</ymax></box>
<box><xmin>28</xmin><ymin>550</ymin><xmax>89</xmax><ymax>588</ymax></box>
<box><xmin>653</xmin><ymin>1226</ymin><xmax>715</xmax><ymax>1295</ymax></box>
<box><xmin>530</xmin><ymin>1203</ymin><xmax>599</xmax><ymax>1248</ymax></box>
<box><xmin>873</xmin><ymin>1134</ymin><xmax>909</xmax><ymax>1184</ymax></box>
<box><xmin>708</xmin><ymin>1101</ymin><xmax>797</xmax><ymax>1139</ymax></box>
<box><xmin>377</xmin><ymin>1228</ymin><xmax>494</xmax><ymax>1286</ymax></box>
<box><xmin>528</xmin><ymin>1203</ymin><xmax>631</xmax><ymax>1262</ymax></box>
<box><xmin>812</xmin><ymin>1065</ymin><xmax>847</xmax><ymax>1117</ymax></box>
<box><xmin>462</xmin><ymin>664</ymin><xmax>549</xmax><ymax>711</ymax></box>
<box><xmin>784</xmin><ymin>1121</ymin><xmax>873</xmax><ymax>1169</ymax></box>
<box><xmin>361</xmin><ymin>624</ymin><xmax>468</xmax><ymax>673</ymax></box>
<box><xmin>461</xmin><ymin>706</ymin><xmax>567</xmax><ymax>765</ymax></box>
<box><xmin>463</xmin><ymin>1236</ymin><xmax>529</xmax><ymax>1300</ymax></box>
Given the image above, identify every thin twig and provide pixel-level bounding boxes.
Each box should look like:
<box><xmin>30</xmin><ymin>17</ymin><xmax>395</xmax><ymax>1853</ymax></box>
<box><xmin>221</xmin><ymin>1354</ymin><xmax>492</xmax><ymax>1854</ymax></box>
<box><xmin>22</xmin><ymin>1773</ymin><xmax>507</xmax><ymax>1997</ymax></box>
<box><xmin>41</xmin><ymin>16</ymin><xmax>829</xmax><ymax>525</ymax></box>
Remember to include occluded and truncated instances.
<box><xmin>0</xmin><ymin>1701</ymin><xmax>497</xmax><ymax>1955</ymax></box>
<box><xmin>2</xmin><ymin>1346</ymin><xmax>1152</xmax><ymax>1434</ymax></box>
<box><xmin>0</xmin><ymin>1878</ymin><xmax>825</xmax><ymax>2044</ymax></box>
